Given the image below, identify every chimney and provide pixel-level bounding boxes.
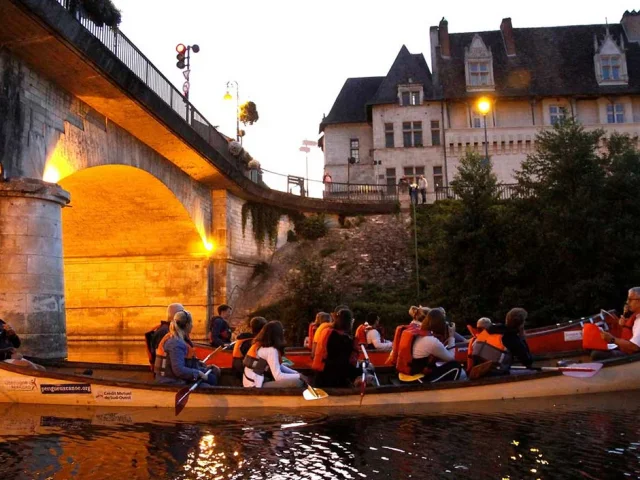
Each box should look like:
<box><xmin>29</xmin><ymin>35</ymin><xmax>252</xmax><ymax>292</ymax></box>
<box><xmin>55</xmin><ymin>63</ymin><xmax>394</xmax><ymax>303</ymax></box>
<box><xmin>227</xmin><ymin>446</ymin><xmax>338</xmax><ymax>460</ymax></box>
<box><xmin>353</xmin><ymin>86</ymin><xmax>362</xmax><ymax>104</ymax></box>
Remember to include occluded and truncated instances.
<box><xmin>439</xmin><ymin>17</ymin><xmax>451</xmax><ymax>58</ymax></box>
<box><xmin>500</xmin><ymin>17</ymin><xmax>516</xmax><ymax>56</ymax></box>
<box><xmin>621</xmin><ymin>10</ymin><xmax>640</xmax><ymax>44</ymax></box>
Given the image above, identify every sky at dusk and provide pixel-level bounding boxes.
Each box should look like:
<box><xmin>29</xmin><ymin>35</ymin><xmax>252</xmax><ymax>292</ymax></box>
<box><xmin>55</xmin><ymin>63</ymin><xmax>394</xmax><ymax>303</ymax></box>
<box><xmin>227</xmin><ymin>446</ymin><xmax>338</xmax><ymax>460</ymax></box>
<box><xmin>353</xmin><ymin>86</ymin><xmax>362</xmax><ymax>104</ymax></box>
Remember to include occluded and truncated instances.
<box><xmin>117</xmin><ymin>0</ymin><xmax>635</xmax><ymax>197</ymax></box>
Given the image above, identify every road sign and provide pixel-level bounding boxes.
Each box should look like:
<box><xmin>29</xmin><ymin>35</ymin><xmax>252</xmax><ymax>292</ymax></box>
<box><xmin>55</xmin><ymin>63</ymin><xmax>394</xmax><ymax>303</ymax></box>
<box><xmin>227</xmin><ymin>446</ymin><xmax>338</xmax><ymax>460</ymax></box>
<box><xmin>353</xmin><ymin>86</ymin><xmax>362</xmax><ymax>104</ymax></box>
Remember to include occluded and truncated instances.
<box><xmin>183</xmin><ymin>82</ymin><xmax>190</xmax><ymax>94</ymax></box>
<box><xmin>183</xmin><ymin>70</ymin><xmax>190</xmax><ymax>81</ymax></box>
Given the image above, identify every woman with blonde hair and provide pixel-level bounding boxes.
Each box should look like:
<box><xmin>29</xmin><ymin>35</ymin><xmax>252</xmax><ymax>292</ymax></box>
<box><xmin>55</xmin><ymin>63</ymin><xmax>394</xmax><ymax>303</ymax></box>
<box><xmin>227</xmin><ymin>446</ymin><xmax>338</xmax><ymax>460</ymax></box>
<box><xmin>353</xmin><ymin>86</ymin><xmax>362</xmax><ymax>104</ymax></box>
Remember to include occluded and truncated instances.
<box><xmin>154</xmin><ymin>310</ymin><xmax>219</xmax><ymax>386</ymax></box>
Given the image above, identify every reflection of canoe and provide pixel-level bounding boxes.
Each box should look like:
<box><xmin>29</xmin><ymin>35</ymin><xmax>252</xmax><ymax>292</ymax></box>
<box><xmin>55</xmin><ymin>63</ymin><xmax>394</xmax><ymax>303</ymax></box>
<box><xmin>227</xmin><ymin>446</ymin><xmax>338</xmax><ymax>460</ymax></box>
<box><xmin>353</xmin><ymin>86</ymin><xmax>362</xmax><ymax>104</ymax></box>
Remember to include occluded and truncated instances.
<box><xmin>195</xmin><ymin>314</ymin><xmax>611</xmax><ymax>368</ymax></box>
<box><xmin>1</xmin><ymin>355</ymin><xmax>638</xmax><ymax>409</ymax></box>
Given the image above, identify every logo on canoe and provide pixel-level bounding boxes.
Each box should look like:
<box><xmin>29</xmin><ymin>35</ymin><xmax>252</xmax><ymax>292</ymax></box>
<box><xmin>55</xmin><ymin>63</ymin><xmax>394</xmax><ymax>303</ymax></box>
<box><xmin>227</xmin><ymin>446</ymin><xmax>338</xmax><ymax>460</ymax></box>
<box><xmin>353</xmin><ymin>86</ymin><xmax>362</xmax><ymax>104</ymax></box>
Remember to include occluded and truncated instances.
<box><xmin>564</xmin><ymin>331</ymin><xmax>583</xmax><ymax>342</ymax></box>
<box><xmin>1</xmin><ymin>377</ymin><xmax>37</xmax><ymax>391</ymax></box>
<box><xmin>94</xmin><ymin>389</ymin><xmax>133</xmax><ymax>401</ymax></box>
<box><xmin>40</xmin><ymin>383</ymin><xmax>92</xmax><ymax>394</ymax></box>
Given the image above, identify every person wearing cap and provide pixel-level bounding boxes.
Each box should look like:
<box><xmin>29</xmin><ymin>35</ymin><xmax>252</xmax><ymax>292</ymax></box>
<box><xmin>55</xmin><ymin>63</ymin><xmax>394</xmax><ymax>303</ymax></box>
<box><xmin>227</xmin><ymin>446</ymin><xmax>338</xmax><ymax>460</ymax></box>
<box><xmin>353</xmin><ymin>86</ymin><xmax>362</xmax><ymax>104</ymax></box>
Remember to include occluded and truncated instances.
<box><xmin>0</xmin><ymin>319</ymin><xmax>21</xmax><ymax>361</ymax></box>
<box><xmin>145</xmin><ymin>303</ymin><xmax>183</xmax><ymax>368</ymax></box>
<box><xmin>154</xmin><ymin>310</ymin><xmax>219</xmax><ymax>386</ymax></box>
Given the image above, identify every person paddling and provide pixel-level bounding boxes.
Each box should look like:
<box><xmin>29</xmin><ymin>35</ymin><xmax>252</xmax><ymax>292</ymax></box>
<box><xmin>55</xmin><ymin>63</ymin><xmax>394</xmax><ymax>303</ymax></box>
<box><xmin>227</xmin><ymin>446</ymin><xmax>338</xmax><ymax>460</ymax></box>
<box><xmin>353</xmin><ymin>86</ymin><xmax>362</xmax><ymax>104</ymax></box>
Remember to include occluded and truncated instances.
<box><xmin>155</xmin><ymin>310</ymin><xmax>220</xmax><ymax>386</ymax></box>
<box><xmin>313</xmin><ymin>309</ymin><xmax>367</xmax><ymax>388</ymax></box>
<box><xmin>243</xmin><ymin>321</ymin><xmax>306</xmax><ymax>388</ymax></box>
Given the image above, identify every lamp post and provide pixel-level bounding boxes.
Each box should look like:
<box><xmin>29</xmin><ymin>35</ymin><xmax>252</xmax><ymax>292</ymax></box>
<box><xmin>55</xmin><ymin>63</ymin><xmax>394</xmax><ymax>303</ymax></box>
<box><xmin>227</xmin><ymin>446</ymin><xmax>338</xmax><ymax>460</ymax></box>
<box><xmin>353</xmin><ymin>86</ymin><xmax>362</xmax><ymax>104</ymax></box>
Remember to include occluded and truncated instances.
<box><xmin>224</xmin><ymin>80</ymin><xmax>240</xmax><ymax>143</ymax></box>
<box><xmin>477</xmin><ymin>97</ymin><xmax>491</xmax><ymax>163</ymax></box>
<box><xmin>299</xmin><ymin>140</ymin><xmax>317</xmax><ymax>196</ymax></box>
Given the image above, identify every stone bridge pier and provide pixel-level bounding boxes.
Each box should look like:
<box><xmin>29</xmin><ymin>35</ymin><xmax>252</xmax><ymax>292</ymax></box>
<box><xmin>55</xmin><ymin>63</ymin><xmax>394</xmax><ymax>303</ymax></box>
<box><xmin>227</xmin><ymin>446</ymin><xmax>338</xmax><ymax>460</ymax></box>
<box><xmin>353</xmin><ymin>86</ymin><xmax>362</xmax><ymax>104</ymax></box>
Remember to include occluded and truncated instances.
<box><xmin>0</xmin><ymin>178</ymin><xmax>70</xmax><ymax>358</ymax></box>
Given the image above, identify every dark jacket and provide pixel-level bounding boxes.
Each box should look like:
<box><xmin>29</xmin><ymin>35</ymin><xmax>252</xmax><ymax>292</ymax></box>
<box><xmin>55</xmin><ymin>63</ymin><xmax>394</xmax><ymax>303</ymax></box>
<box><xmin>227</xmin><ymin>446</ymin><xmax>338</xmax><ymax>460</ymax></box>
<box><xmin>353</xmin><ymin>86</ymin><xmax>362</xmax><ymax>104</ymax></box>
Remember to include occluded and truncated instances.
<box><xmin>144</xmin><ymin>321</ymin><xmax>170</xmax><ymax>366</ymax></box>
<box><xmin>487</xmin><ymin>324</ymin><xmax>533</xmax><ymax>368</ymax></box>
<box><xmin>209</xmin><ymin>316</ymin><xmax>231</xmax><ymax>347</ymax></box>
<box><xmin>0</xmin><ymin>325</ymin><xmax>21</xmax><ymax>361</ymax></box>
<box><xmin>314</xmin><ymin>330</ymin><xmax>361</xmax><ymax>388</ymax></box>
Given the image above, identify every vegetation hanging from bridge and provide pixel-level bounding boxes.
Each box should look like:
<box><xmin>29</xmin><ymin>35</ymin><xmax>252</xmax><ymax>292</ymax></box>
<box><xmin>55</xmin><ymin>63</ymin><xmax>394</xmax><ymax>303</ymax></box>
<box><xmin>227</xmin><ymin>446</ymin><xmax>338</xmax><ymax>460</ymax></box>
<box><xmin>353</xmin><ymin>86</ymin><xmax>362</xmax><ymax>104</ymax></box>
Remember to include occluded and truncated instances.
<box><xmin>69</xmin><ymin>0</ymin><xmax>122</xmax><ymax>28</ymax></box>
<box><xmin>0</xmin><ymin>50</ymin><xmax>24</xmax><ymax>177</ymax></box>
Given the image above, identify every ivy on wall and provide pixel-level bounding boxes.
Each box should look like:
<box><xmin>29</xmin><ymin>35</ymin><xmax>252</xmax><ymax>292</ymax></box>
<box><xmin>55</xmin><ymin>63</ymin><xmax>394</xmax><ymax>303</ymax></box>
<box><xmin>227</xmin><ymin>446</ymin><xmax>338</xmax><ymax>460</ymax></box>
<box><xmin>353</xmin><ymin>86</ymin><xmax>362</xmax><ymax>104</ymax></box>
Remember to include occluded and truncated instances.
<box><xmin>241</xmin><ymin>201</ymin><xmax>328</xmax><ymax>249</ymax></box>
<box><xmin>0</xmin><ymin>50</ymin><xmax>24</xmax><ymax>177</ymax></box>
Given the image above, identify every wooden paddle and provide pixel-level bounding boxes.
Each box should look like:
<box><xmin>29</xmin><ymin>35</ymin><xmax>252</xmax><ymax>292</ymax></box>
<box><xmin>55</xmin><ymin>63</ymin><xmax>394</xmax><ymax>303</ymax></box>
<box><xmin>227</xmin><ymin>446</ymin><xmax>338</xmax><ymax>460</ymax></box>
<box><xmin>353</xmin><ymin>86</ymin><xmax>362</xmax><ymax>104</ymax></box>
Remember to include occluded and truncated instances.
<box><xmin>302</xmin><ymin>381</ymin><xmax>328</xmax><ymax>401</ymax></box>
<box><xmin>175</xmin><ymin>368</ymin><xmax>213</xmax><ymax>416</ymax></box>
<box><xmin>511</xmin><ymin>362</ymin><xmax>603</xmax><ymax>378</ymax></box>
<box><xmin>200</xmin><ymin>341</ymin><xmax>235</xmax><ymax>366</ymax></box>
<box><xmin>360</xmin><ymin>344</ymin><xmax>380</xmax><ymax>386</ymax></box>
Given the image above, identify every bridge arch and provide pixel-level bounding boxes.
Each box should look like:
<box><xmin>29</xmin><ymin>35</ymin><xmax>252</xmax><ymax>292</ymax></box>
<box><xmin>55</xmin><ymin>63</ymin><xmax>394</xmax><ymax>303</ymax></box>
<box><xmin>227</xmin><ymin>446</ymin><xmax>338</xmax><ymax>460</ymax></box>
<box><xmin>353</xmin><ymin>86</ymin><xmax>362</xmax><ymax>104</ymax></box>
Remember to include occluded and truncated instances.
<box><xmin>59</xmin><ymin>165</ymin><xmax>212</xmax><ymax>341</ymax></box>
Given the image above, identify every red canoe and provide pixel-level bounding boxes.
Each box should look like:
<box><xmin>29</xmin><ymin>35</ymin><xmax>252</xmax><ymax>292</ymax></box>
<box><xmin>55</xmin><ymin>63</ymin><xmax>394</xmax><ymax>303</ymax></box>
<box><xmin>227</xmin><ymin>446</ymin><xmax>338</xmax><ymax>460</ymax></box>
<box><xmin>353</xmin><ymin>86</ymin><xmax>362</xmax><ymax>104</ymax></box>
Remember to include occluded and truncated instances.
<box><xmin>194</xmin><ymin>312</ymin><xmax>612</xmax><ymax>368</ymax></box>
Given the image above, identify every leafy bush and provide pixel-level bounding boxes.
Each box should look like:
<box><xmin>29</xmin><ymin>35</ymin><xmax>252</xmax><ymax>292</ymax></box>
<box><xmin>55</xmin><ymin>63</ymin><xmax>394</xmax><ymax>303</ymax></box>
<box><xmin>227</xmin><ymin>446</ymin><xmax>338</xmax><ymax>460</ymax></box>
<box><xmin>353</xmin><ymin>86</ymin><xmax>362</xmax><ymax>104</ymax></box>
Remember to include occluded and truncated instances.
<box><xmin>286</xmin><ymin>229</ymin><xmax>298</xmax><ymax>242</ymax></box>
<box><xmin>295</xmin><ymin>213</ymin><xmax>328</xmax><ymax>240</ymax></box>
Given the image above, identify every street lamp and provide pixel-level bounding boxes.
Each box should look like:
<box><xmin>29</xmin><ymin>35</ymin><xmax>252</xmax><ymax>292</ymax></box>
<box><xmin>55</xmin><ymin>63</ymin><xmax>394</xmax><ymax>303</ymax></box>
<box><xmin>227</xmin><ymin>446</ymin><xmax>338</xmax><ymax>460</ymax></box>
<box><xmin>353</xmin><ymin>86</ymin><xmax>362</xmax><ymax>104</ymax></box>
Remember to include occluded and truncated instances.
<box><xmin>477</xmin><ymin>97</ymin><xmax>491</xmax><ymax>163</ymax></box>
<box><xmin>224</xmin><ymin>80</ymin><xmax>240</xmax><ymax>142</ymax></box>
<box><xmin>300</xmin><ymin>140</ymin><xmax>317</xmax><ymax>196</ymax></box>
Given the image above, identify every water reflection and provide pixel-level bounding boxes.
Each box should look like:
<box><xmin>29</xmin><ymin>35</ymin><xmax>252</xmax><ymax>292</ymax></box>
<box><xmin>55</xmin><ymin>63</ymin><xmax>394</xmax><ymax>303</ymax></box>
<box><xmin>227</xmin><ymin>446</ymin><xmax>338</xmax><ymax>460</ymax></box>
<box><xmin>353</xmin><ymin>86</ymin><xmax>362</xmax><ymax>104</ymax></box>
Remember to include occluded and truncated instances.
<box><xmin>0</xmin><ymin>392</ymin><xmax>640</xmax><ymax>478</ymax></box>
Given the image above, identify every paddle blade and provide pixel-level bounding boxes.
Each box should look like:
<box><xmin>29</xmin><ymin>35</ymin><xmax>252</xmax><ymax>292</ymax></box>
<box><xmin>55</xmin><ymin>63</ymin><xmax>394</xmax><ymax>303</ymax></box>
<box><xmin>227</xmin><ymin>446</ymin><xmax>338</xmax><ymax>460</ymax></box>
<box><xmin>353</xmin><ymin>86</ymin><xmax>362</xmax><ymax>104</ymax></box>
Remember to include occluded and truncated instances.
<box><xmin>175</xmin><ymin>387</ymin><xmax>191</xmax><ymax>416</ymax></box>
<box><xmin>303</xmin><ymin>387</ymin><xmax>327</xmax><ymax>401</ymax></box>
<box><xmin>560</xmin><ymin>362</ymin><xmax>603</xmax><ymax>378</ymax></box>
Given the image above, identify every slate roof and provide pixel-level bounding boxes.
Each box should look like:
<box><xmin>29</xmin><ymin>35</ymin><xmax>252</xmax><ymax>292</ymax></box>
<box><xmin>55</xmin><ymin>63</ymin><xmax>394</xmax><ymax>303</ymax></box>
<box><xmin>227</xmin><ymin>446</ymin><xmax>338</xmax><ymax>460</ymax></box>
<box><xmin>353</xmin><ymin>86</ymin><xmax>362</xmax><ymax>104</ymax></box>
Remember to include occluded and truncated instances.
<box><xmin>437</xmin><ymin>24</ymin><xmax>640</xmax><ymax>99</ymax></box>
<box><xmin>319</xmin><ymin>76</ymin><xmax>384</xmax><ymax>132</ymax></box>
<box><xmin>368</xmin><ymin>45</ymin><xmax>435</xmax><ymax>105</ymax></box>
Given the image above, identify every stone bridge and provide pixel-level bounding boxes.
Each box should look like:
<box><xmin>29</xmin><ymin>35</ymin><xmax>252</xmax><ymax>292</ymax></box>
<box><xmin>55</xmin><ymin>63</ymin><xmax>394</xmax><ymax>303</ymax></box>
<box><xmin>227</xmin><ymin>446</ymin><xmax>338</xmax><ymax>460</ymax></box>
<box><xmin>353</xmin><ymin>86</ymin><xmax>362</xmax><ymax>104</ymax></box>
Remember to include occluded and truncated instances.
<box><xmin>0</xmin><ymin>0</ymin><xmax>396</xmax><ymax>358</ymax></box>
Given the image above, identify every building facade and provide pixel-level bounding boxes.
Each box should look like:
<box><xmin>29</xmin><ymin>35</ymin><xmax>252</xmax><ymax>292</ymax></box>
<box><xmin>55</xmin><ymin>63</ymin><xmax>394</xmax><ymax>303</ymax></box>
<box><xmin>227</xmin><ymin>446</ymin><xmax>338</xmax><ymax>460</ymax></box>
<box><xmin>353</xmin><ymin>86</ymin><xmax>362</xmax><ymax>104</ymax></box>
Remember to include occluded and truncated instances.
<box><xmin>320</xmin><ymin>11</ymin><xmax>640</xmax><ymax>199</ymax></box>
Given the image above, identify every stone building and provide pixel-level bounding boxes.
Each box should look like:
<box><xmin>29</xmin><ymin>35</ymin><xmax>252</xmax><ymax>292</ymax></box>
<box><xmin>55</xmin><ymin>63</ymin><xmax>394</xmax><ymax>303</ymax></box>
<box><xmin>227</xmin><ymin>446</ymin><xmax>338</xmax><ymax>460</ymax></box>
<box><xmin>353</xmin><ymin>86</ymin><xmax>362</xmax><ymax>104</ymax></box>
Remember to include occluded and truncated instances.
<box><xmin>320</xmin><ymin>11</ymin><xmax>640</xmax><ymax>198</ymax></box>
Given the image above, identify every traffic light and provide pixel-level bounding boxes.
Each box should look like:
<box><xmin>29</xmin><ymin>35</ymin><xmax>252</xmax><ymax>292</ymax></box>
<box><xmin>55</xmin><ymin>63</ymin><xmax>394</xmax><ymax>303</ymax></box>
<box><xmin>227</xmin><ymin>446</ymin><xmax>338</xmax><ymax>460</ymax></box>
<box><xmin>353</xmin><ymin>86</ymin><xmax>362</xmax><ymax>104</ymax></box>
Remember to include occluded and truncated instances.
<box><xmin>176</xmin><ymin>43</ymin><xmax>187</xmax><ymax>69</ymax></box>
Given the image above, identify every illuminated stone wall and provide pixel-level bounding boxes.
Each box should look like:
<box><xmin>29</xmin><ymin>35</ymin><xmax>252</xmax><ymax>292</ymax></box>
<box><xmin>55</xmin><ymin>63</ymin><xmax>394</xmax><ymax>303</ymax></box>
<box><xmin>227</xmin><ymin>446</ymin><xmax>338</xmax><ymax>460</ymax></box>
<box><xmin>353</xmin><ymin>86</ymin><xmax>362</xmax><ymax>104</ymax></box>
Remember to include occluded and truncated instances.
<box><xmin>64</xmin><ymin>256</ymin><xmax>208</xmax><ymax>340</ymax></box>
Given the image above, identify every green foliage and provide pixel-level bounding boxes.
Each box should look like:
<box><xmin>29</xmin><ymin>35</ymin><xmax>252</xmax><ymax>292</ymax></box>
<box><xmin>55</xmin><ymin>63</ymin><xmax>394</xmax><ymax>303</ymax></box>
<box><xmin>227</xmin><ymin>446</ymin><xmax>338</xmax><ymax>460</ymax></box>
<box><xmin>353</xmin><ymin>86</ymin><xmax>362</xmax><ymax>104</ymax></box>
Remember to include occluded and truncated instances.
<box><xmin>294</xmin><ymin>213</ymin><xmax>328</xmax><ymax>240</ymax></box>
<box><xmin>241</xmin><ymin>202</ymin><xmax>282</xmax><ymax>249</ymax></box>
<box><xmin>69</xmin><ymin>0</ymin><xmax>122</xmax><ymax>27</ymax></box>
<box><xmin>286</xmin><ymin>229</ymin><xmax>298</xmax><ymax>243</ymax></box>
<box><xmin>417</xmin><ymin>119</ymin><xmax>640</xmax><ymax>327</ymax></box>
<box><xmin>252</xmin><ymin>261</ymin><xmax>269</xmax><ymax>278</ymax></box>
<box><xmin>239</xmin><ymin>101</ymin><xmax>259</xmax><ymax>126</ymax></box>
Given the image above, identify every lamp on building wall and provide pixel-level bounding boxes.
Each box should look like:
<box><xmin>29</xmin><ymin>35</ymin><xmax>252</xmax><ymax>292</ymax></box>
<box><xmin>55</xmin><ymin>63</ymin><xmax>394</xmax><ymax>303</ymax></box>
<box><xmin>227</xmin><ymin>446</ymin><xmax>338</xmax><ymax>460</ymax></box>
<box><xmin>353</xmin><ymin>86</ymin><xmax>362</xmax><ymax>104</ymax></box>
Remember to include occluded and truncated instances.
<box><xmin>224</xmin><ymin>80</ymin><xmax>240</xmax><ymax>142</ymax></box>
<box><xmin>477</xmin><ymin>97</ymin><xmax>491</xmax><ymax>163</ymax></box>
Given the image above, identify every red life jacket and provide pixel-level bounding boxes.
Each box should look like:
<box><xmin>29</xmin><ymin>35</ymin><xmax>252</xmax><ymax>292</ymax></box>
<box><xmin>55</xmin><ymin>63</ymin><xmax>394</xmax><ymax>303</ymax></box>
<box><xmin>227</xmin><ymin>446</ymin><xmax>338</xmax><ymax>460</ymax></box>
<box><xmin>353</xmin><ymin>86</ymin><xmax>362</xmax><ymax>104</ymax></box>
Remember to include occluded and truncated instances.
<box><xmin>395</xmin><ymin>327</ymin><xmax>433</xmax><ymax>375</ymax></box>
<box><xmin>621</xmin><ymin>314</ymin><xmax>638</xmax><ymax>341</ymax></box>
<box><xmin>311</xmin><ymin>328</ymin><xmax>357</xmax><ymax>372</ymax></box>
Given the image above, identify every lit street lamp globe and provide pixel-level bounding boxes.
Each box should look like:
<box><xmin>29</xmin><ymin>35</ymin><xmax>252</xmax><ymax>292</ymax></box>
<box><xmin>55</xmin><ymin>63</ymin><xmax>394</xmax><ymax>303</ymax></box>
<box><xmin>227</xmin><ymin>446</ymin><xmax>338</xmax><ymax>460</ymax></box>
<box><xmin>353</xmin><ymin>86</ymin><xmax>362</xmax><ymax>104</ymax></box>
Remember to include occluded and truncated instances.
<box><xmin>477</xmin><ymin>98</ymin><xmax>491</xmax><ymax>115</ymax></box>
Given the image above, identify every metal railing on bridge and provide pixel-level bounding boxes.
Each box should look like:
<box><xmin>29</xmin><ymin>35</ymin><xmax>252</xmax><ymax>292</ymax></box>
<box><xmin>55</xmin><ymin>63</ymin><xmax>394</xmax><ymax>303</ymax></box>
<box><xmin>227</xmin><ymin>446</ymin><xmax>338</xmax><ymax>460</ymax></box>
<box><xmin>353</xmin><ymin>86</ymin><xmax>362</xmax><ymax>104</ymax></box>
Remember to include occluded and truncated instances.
<box><xmin>54</xmin><ymin>0</ymin><xmax>245</xmax><ymax>170</ymax></box>
<box><xmin>435</xmin><ymin>184</ymin><xmax>523</xmax><ymax>201</ymax></box>
<box><xmin>322</xmin><ymin>182</ymin><xmax>399</xmax><ymax>203</ymax></box>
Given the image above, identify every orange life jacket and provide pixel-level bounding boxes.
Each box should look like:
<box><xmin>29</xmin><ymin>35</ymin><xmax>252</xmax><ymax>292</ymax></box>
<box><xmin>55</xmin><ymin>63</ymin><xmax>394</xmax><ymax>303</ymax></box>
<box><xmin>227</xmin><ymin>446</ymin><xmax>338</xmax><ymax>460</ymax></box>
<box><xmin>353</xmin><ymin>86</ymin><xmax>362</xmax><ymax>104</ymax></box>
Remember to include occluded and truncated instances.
<box><xmin>470</xmin><ymin>330</ymin><xmax>511</xmax><ymax>368</ymax></box>
<box><xmin>153</xmin><ymin>333</ymin><xmax>198</xmax><ymax>378</ymax></box>
<box><xmin>311</xmin><ymin>328</ymin><xmax>357</xmax><ymax>372</ymax></box>
<box><xmin>387</xmin><ymin>323</ymin><xmax>419</xmax><ymax>365</ymax></box>
<box><xmin>232</xmin><ymin>337</ymin><xmax>254</xmax><ymax>373</ymax></box>
<box><xmin>354</xmin><ymin>323</ymin><xmax>372</xmax><ymax>346</ymax></box>
<box><xmin>395</xmin><ymin>327</ymin><xmax>433</xmax><ymax>375</ymax></box>
<box><xmin>311</xmin><ymin>322</ymin><xmax>331</xmax><ymax>360</ymax></box>
<box><xmin>582</xmin><ymin>323</ymin><xmax>609</xmax><ymax>351</ymax></box>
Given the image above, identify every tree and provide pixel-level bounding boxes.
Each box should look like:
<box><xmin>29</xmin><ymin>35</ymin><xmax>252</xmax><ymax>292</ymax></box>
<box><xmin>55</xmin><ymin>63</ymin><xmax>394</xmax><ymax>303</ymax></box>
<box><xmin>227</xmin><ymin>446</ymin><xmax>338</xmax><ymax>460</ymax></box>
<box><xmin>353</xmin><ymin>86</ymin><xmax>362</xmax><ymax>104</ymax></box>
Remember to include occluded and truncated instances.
<box><xmin>68</xmin><ymin>0</ymin><xmax>122</xmax><ymax>28</ymax></box>
<box><xmin>239</xmin><ymin>101</ymin><xmax>259</xmax><ymax>126</ymax></box>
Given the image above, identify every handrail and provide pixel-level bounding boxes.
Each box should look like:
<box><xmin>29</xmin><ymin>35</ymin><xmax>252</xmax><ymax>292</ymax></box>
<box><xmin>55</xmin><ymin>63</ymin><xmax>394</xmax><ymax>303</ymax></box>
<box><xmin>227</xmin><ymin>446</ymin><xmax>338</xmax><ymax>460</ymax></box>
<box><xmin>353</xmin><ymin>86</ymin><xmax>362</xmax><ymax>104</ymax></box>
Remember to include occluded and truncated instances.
<box><xmin>435</xmin><ymin>184</ymin><xmax>524</xmax><ymax>201</ymax></box>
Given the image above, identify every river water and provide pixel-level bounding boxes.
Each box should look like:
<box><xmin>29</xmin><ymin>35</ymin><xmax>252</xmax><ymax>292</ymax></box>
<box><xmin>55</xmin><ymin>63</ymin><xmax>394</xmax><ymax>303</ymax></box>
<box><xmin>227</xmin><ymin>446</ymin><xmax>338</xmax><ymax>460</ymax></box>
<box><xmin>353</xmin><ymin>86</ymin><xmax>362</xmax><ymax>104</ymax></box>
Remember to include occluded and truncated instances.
<box><xmin>0</xmin><ymin>343</ymin><xmax>638</xmax><ymax>479</ymax></box>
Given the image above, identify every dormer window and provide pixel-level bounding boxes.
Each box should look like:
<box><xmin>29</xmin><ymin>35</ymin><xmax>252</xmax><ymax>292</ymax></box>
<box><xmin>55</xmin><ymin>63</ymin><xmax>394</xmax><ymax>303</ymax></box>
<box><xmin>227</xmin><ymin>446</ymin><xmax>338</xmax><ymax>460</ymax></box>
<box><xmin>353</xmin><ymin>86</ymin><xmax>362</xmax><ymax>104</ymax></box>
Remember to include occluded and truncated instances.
<box><xmin>594</xmin><ymin>29</ymin><xmax>628</xmax><ymax>86</ymax></box>
<box><xmin>601</xmin><ymin>55</ymin><xmax>621</xmax><ymax>81</ymax></box>
<box><xmin>469</xmin><ymin>61</ymin><xmax>491</xmax><ymax>86</ymax></box>
<box><xmin>398</xmin><ymin>85</ymin><xmax>423</xmax><ymax>106</ymax></box>
<box><xmin>465</xmin><ymin>35</ymin><xmax>495</xmax><ymax>92</ymax></box>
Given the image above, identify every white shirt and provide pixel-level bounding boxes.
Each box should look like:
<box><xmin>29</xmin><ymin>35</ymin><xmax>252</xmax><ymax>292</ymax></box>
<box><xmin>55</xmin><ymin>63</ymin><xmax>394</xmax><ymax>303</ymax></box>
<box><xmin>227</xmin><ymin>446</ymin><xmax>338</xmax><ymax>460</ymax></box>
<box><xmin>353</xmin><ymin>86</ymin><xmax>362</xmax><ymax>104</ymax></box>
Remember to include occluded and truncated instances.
<box><xmin>418</xmin><ymin>177</ymin><xmax>428</xmax><ymax>190</ymax></box>
<box><xmin>242</xmin><ymin>346</ymin><xmax>300</xmax><ymax>388</ymax></box>
<box><xmin>412</xmin><ymin>335</ymin><xmax>456</xmax><ymax>362</ymax></box>
<box><xmin>365</xmin><ymin>329</ymin><xmax>392</xmax><ymax>351</ymax></box>
<box><xmin>630</xmin><ymin>316</ymin><xmax>640</xmax><ymax>348</ymax></box>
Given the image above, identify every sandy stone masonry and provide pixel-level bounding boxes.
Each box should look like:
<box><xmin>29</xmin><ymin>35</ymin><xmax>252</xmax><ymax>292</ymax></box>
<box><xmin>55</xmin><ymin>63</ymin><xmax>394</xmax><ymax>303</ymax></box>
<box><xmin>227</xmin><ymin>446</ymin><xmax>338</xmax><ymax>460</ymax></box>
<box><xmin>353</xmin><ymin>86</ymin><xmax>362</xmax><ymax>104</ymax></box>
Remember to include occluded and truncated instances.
<box><xmin>0</xmin><ymin>178</ymin><xmax>70</xmax><ymax>358</ymax></box>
